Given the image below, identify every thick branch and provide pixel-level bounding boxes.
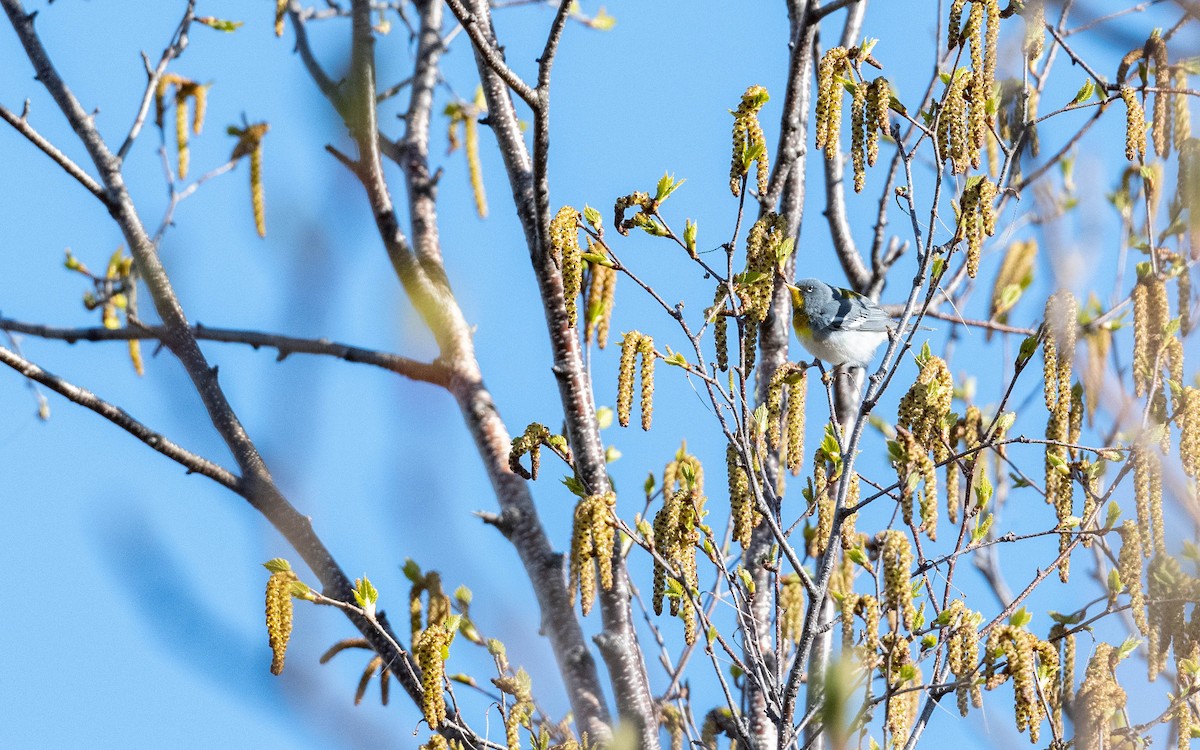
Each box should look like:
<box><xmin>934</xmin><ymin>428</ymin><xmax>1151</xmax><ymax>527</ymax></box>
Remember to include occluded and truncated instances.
<box><xmin>0</xmin><ymin>3</ymin><xmax>481</xmax><ymax>742</ymax></box>
<box><xmin>448</xmin><ymin>0</ymin><xmax>655</xmax><ymax>743</ymax></box>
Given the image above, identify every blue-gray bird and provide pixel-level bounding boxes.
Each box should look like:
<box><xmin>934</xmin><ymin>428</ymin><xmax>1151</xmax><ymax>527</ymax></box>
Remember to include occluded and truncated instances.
<box><xmin>787</xmin><ymin>278</ymin><xmax>896</xmax><ymax>368</ymax></box>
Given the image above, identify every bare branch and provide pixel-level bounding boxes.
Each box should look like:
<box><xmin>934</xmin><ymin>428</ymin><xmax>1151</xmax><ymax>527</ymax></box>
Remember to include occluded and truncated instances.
<box><xmin>116</xmin><ymin>0</ymin><xmax>196</xmax><ymax>161</ymax></box>
<box><xmin>0</xmin><ymin>344</ymin><xmax>239</xmax><ymax>490</ymax></box>
<box><xmin>0</xmin><ymin>317</ymin><xmax>452</xmax><ymax>387</ymax></box>
<box><xmin>443</xmin><ymin>0</ymin><xmax>538</xmax><ymax>107</ymax></box>
<box><xmin>0</xmin><ymin>101</ymin><xmax>107</xmax><ymax>203</ymax></box>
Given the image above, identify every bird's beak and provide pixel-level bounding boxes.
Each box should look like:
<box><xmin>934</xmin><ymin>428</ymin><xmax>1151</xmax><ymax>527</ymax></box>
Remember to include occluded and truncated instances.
<box><xmin>786</xmin><ymin>284</ymin><xmax>802</xmax><ymax>308</ymax></box>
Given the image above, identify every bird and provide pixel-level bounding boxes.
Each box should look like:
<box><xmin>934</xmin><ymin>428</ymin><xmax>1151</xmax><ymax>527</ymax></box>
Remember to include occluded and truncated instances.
<box><xmin>787</xmin><ymin>278</ymin><xmax>896</xmax><ymax>368</ymax></box>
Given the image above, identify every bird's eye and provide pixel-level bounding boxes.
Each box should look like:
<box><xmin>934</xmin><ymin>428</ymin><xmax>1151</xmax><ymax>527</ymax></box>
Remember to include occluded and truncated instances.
<box><xmin>804</xmin><ymin>285</ymin><xmax>813</xmax><ymax>293</ymax></box>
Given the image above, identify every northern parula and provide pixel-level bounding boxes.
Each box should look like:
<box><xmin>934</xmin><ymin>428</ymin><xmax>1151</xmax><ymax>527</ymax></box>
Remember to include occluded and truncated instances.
<box><xmin>787</xmin><ymin>278</ymin><xmax>895</xmax><ymax>368</ymax></box>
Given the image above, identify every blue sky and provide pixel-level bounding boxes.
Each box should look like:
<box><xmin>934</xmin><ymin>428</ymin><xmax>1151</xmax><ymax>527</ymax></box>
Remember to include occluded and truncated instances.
<box><xmin>0</xmin><ymin>1</ymin><xmax>1194</xmax><ymax>748</ymax></box>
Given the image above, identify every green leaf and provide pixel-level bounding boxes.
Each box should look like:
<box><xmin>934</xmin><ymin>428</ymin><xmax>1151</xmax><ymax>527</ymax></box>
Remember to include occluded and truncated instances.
<box><xmin>846</xmin><ymin>546</ymin><xmax>872</xmax><ymax>570</ymax></box>
<box><xmin>737</xmin><ymin>566</ymin><xmax>756</xmax><ymax>594</ymax></box>
<box><xmin>402</xmin><ymin>558</ymin><xmax>422</xmax><ymax>582</ymax></box>
<box><xmin>1009</xmin><ymin>607</ymin><xmax>1032</xmax><ymax>628</ymax></box>
<box><xmin>931</xmin><ymin>257</ymin><xmax>945</xmax><ymax>279</ymax></box>
<box><xmin>644</xmin><ymin>472</ymin><xmax>656</xmax><ymax>497</ymax></box>
<box><xmin>580</xmin><ymin>251</ymin><xmax>614</xmax><ymax>267</ymax></box>
<box><xmin>196</xmin><ymin>16</ymin><xmax>244</xmax><ymax>32</ymax></box>
<box><xmin>1108</xmin><ymin>568</ymin><xmax>1124</xmax><ymax>595</ymax></box>
<box><xmin>1070</xmin><ymin>79</ymin><xmax>1096</xmax><ymax>105</ymax></box>
<box><xmin>1116</xmin><ymin>636</ymin><xmax>1142</xmax><ymax>661</ymax></box>
<box><xmin>1104</xmin><ymin>501</ymin><xmax>1122</xmax><ymax>529</ymax></box>
<box><xmin>655</xmin><ymin>171</ymin><xmax>685</xmax><ymax>203</ymax></box>
<box><xmin>604</xmin><ymin>445</ymin><xmax>622</xmax><ymax>464</ymax></box>
<box><xmin>921</xmin><ymin>634</ymin><xmax>937</xmax><ymax>650</ymax></box>
<box><xmin>707</xmin><ymin>626</ymin><xmax>718</xmax><ymax>645</ymax></box>
<box><xmin>353</xmin><ymin>576</ymin><xmax>379</xmax><ymax>608</ymax></box>
<box><xmin>663</xmin><ymin>348</ymin><xmax>689</xmax><ymax>368</ymax></box>
<box><xmin>596</xmin><ymin>406</ymin><xmax>614</xmax><ymax>430</ymax></box>
<box><xmin>971</xmin><ymin>513</ymin><xmax>993</xmax><ymax>544</ymax></box>
<box><xmin>665</xmin><ymin>578</ymin><xmax>684</xmax><ymax>599</ymax></box>
<box><xmin>263</xmin><ymin>558</ymin><xmax>292</xmax><ymax>574</ymax></box>
<box><xmin>583</xmin><ymin>205</ymin><xmax>602</xmax><ymax>229</ymax></box>
<box><xmin>973</xmin><ymin>467</ymin><xmax>993</xmax><ymax>509</ymax></box>
<box><xmin>289</xmin><ymin>581</ymin><xmax>316</xmax><ymax>600</ymax></box>
<box><xmin>1017</xmin><ymin>333</ymin><xmax>1040</xmax><ymax>366</ymax></box>
<box><xmin>454</xmin><ymin>585</ymin><xmax>473</xmax><ymax>607</ymax></box>
<box><xmin>684</xmin><ymin>219</ymin><xmax>698</xmax><ymax>256</ymax></box>
<box><xmin>898</xmin><ymin>663</ymin><xmax>918</xmax><ymax>682</ymax></box>
<box><xmin>562</xmin><ymin>475</ymin><xmax>588</xmax><ymax>498</ymax></box>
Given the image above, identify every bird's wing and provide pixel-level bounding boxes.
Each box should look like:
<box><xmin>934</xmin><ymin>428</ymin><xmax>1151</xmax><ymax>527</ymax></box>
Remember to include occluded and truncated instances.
<box><xmin>830</xmin><ymin>295</ymin><xmax>893</xmax><ymax>332</ymax></box>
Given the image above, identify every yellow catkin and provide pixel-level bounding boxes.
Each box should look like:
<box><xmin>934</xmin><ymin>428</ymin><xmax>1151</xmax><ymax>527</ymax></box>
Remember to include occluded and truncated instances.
<box><xmin>866</xmin><ymin>78</ymin><xmax>890</xmax><ymax>166</ymax></box>
<box><xmin>1173</xmin><ymin>69</ymin><xmax>1192</xmax><ymax>154</ymax></box>
<box><xmin>616</xmin><ymin>332</ymin><xmax>638</xmax><ymax>427</ymax></box>
<box><xmin>880</xmin><ymin>530</ymin><xmax>915</xmax><ymax>631</ymax></box>
<box><xmin>175</xmin><ymin>89</ymin><xmax>190</xmax><ymax>179</ymax></box>
<box><xmin>1133</xmin><ymin>279</ymin><xmax>1153</xmax><ymax>396</ymax></box>
<box><xmin>1147</xmin><ymin>553</ymin><xmax>1188</xmax><ymax>680</ymax></box>
<box><xmin>570</xmin><ymin>492</ymin><xmax>616</xmax><ymax>615</ymax></box>
<box><xmin>416</xmin><ymin>625</ymin><xmax>450</xmax><ymax>728</ymax></box>
<box><xmin>274</xmin><ymin>0</ymin><xmax>287</xmax><ymax>36</ymax></box>
<box><xmin>942</xmin><ymin>600</ymin><xmax>982</xmax><ymax>716</ymax></box>
<box><xmin>729</xmin><ymin>85</ymin><xmax>770</xmax><ymax>196</ymax></box>
<box><xmin>464</xmin><ymin>116</ymin><xmax>487</xmax><ymax>219</ymax></box>
<box><xmin>638</xmin><ymin>335</ymin><xmax>655</xmax><ymax>430</ymax></box>
<box><xmin>1148</xmin><ymin>33</ymin><xmax>1170</xmax><ymax>158</ymax></box>
<box><xmin>660</xmin><ymin>705</ymin><xmax>685</xmax><ymax>750</ymax></box>
<box><xmin>550</xmin><ymin>207</ymin><xmax>582</xmax><ymax>327</ymax></box>
<box><xmin>710</xmin><ymin>285</ymin><xmax>730</xmax><ymax>371</ymax></box>
<box><xmin>230</xmin><ymin>123</ymin><xmax>270</xmax><ymax>238</ymax></box>
<box><xmin>651</xmin><ymin>487</ymin><xmax>701</xmax><ymax>644</ymax></box>
<box><xmin>938</xmin><ymin>70</ymin><xmax>971</xmax><ymax>174</ymax></box>
<box><xmin>739</xmin><ymin>213</ymin><xmax>788</xmax><ymax>370</ymax></box>
<box><xmin>815</xmin><ymin>48</ymin><xmax>850</xmax><ymax>157</ymax></box>
<box><xmin>1075</xmin><ymin>644</ymin><xmax>1125</xmax><ymax>750</ymax></box>
<box><xmin>1115</xmin><ymin>521</ymin><xmax>1149</xmax><ymax>634</ymax></box>
<box><xmin>727</xmin><ymin>444</ymin><xmax>758</xmax><ymax>547</ymax></box>
<box><xmin>584</xmin><ymin>258</ymin><xmax>616</xmax><ymax>349</ymax></box>
<box><xmin>612</xmin><ymin>191</ymin><xmax>651</xmax><ymax>236</ymax></box>
<box><xmin>250</xmin><ymin>146</ymin><xmax>265</xmax><ymax>237</ymax></box>
<box><xmin>616</xmin><ymin>332</ymin><xmax>654</xmax><ymax>430</ymax></box>
<box><xmin>984</xmin><ymin>625</ymin><xmax>1057</xmax><ymax>743</ymax></box>
<box><xmin>1132</xmin><ymin>442</ymin><xmax>1164</xmax><ymax>557</ymax></box>
<box><xmin>786</xmin><ymin>368</ymin><xmax>807</xmax><ymax>476</ymax></box>
<box><xmin>882</xmin><ymin>634</ymin><xmax>921</xmax><ymax>743</ymax></box>
<box><xmin>780</xmin><ymin>574</ymin><xmax>805</xmax><ymax>644</ymax></box>
<box><xmin>1181</xmin><ymin>387</ymin><xmax>1200</xmax><ymax>479</ymax></box>
<box><xmin>947</xmin><ymin>0</ymin><xmax>966</xmax><ymax>49</ymax></box>
<box><xmin>851</xmin><ymin>81</ymin><xmax>868</xmax><ymax>193</ymax></box>
<box><xmin>958</xmin><ymin>178</ymin><xmax>997</xmax><ymax>276</ymax></box>
<box><xmin>191</xmin><ymin>84</ymin><xmax>207</xmax><ymax>135</ymax></box>
<box><xmin>1023</xmin><ymin>0</ymin><xmax>1044</xmax><ymax>62</ymax></box>
<box><xmin>265</xmin><ymin>569</ymin><xmax>297</xmax><ymax>675</ymax></box>
<box><xmin>989</xmin><ymin>240</ymin><xmax>1037</xmax><ymax>328</ymax></box>
<box><xmin>1121</xmin><ymin>87</ymin><xmax>1147</xmax><ymax>162</ymax></box>
<box><xmin>897</xmin><ymin>355</ymin><xmax>953</xmax><ymax>445</ymax></box>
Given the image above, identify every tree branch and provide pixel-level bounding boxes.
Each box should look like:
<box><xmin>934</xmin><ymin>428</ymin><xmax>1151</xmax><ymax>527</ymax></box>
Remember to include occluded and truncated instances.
<box><xmin>450</xmin><ymin>0</ymin><xmax>655</xmax><ymax>742</ymax></box>
<box><xmin>0</xmin><ymin>101</ymin><xmax>107</xmax><ymax>203</ymax></box>
<box><xmin>0</xmin><ymin>317</ymin><xmax>452</xmax><ymax>386</ymax></box>
<box><xmin>443</xmin><ymin>0</ymin><xmax>537</xmax><ymax>107</ymax></box>
<box><xmin>0</xmin><ymin>344</ymin><xmax>239</xmax><ymax>489</ymax></box>
<box><xmin>0</xmin><ymin>4</ymin><xmax>493</xmax><ymax>744</ymax></box>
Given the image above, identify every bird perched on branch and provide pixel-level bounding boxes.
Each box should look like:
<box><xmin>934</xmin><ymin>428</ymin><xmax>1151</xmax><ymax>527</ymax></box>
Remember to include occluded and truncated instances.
<box><xmin>787</xmin><ymin>278</ymin><xmax>913</xmax><ymax>368</ymax></box>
